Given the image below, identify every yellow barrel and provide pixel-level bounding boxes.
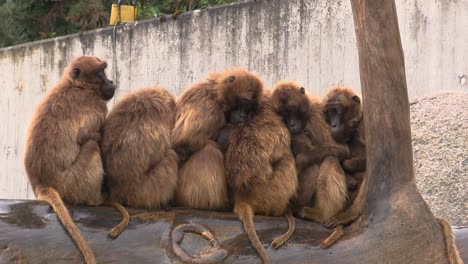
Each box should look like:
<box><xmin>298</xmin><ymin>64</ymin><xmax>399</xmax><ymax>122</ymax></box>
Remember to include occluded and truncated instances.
<box><xmin>110</xmin><ymin>4</ymin><xmax>138</xmax><ymax>25</ymax></box>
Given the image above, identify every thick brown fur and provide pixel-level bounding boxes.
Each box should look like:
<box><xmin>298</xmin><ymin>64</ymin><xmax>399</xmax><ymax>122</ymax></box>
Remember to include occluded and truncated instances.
<box><xmin>322</xmin><ymin>86</ymin><xmax>366</xmax><ymax>228</ymax></box>
<box><xmin>102</xmin><ymin>87</ymin><xmax>177</xmax><ymax>209</ymax></box>
<box><xmin>171</xmin><ymin>70</ymin><xmax>247</xmax><ymax>209</ymax></box>
<box><xmin>24</xmin><ymin>55</ymin><xmax>117</xmax><ymax>264</ymax></box>
<box><xmin>101</xmin><ymin>87</ymin><xmax>178</xmax><ymax>237</ymax></box>
<box><xmin>221</xmin><ymin>73</ymin><xmax>297</xmax><ymax>264</ymax></box>
<box><xmin>270</xmin><ymin>81</ymin><xmax>349</xmax><ymax>248</ymax></box>
<box><xmin>270</xmin><ymin>81</ymin><xmax>348</xmax><ymax>219</ymax></box>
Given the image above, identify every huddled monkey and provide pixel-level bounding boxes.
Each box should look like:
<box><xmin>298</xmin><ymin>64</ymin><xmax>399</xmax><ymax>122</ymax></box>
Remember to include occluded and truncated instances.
<box><xmin>270</xmin><ymin>81</ymin><xmax>349</xmax><ymax>248</ymax></box>
<box><xmin>322</xmin><ymin>86</ymin><xmax>463</xmax><ymax>263</ymax></box>
<box><xmin>24</xmin><ymin>55</ymin><xmax>116</xmax><ymax>264</ymax></box>
<box><xmin>171</xmin><ymin>71</ymin><xmax>231</xmax><ymax>210</ymax></box>
<box><xmin>322</xmin><ymin>86</ymin><xmax>366</xmax><ymax>228</ymax></box>
<box><xmin>101</xmin><ymin>87</ymin><xmax>178</xmax><ymax>237</ymax></box>
<box><xmin>218</xmin><ymin>70</ymin><xmax>297</xmax><ymax>264</ymax></box>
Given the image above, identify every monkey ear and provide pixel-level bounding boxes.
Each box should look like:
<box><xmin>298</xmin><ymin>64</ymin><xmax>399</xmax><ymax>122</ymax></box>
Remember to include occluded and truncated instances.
<box><xmin>226</xmin><ymin>76</ymin><xmax>236</xmax><ymax>83</ymax></box>
<box><xmin>352</xmin><ymin>95</ymin><xmax>361</xmax><ymax>104</ymax></box>
<box><xmin>71</xmin><ymin>67</ymin><xmax>81</xmax><ymax>79</ymax></box>
<box><xmin>300</xmin><ymin>87</ymin><xmax>305</xmax><ymax>94</ymax></box>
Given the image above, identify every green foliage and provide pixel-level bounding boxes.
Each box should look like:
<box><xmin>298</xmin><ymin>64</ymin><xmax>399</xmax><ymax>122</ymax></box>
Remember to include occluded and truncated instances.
<box><xmin>0</xmin><ymin>0</ymin><xmax>32</xmax><ymax>47</ymax></box>
<box><xmin>0</xmin><ymin>0</ymin><xmax>237</xmax><ymax>48</ymax></box>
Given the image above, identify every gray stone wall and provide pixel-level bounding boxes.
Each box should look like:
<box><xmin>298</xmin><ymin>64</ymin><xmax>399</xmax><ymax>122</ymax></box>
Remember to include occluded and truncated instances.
<box><xmin>0</xmin><ymin>0</ymin><xmax>467</xmax><ymax>199</ymax></box>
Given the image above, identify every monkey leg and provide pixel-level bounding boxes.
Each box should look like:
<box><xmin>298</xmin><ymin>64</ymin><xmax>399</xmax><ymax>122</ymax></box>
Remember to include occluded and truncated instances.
<box><xmin>271</xmin><ymin>209</ymin><xmax>295</xmax><ymax>249</ymax></box>
<box><xmin>315</xmin><ymin>156</ymin><xmax>348</xmax><ymax>221</ymax></box>
<box><xmin>296</xmin><ymin>206</ymin><xmax>324</xmax><ymax>223</ymax></box>
<box><xmin>234</xmin><ymin>201</ymin><xmax>271</xmax><ymax>264</ymax></box>
<box><xmin>175</xmin><ymin>141</ymin><xmax>228</xmax><ymax>209</ymax></box>
<box><xmin>294</xmin><ymin>165</ymin><xmax>319</xmax><ymax>211</ymax></box>
<box><xmin>436</xmin><ymin>218</ymin><xmax>464</xmax><ymax>264</ymax></box>
<box><xmin>37</xmin><ymin>187</ymin><xmax>96</xmax><ymax>264</ymax></box>
<box><xmin>320</xmin><ymin>225</ymin><xmax>344</xmax><ymax>249</ymax></box>
<box><xmin>64</xmin><ymin>140</ymin><xmax>104</xmax><ymax>205</ymax></box>
<box><xmin>107</xmin><ymin>202</ymin><xmax>130</xmax><ymax>239</ymax></box>
<box><xmin>324</xmin><ymin>175</ymin><xmax>368</xmax><ymax>228</ymax></box>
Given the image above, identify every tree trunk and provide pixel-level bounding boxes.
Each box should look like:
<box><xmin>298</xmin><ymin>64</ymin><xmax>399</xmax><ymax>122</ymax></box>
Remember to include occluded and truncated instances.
<box><xmin>0</xmin><ymin>201</ymin><xmax>466</xmax><ymax>264</ymax></box>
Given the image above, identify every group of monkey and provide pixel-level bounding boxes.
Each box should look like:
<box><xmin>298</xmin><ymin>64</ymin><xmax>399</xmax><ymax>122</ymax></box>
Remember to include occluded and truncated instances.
<box><xmin>23</xmin><ymin>55</ymin><xmax>461</xmax><ymax>264</ymax></box>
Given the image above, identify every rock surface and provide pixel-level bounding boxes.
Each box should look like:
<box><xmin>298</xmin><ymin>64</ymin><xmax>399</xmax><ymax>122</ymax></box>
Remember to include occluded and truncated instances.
<box><xmin>411</xmin><ymin>91</ymin><xmax>468</xmax><ymax>226</ymax></box>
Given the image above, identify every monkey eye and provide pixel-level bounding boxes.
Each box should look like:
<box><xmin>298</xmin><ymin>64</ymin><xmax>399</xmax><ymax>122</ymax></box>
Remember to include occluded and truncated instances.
<box><xmin>72</xmin><ymin>67</ymin><xmax>81</xmax><ymax>79</ymax></box>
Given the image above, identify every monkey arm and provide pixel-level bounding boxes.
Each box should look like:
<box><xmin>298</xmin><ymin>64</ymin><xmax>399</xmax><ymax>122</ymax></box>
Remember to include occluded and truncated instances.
<box><xmin>342</xmin><ymin>157</ymin><xmax>366</xmax><ymax>173</ymax></box>
<box><xmin>77</xmin><ymin>130</ymin><xmax>102</xmax><ymax>145</ymax></box>
<box><xmin>215</xmin><ymin>124</ymin><xmax>233</xmax><ymax>152</ymax></box>
<box><xmin>295</xmin><ymin>144</ymin><xmax>350</xmax><ymax>172</ymax></box>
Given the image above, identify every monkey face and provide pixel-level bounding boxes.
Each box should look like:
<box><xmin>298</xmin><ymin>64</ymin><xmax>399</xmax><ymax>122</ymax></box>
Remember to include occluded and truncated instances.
<box><xmin>69</xmin><ymin>56</ymin><xmax>116</xmax><ymax>101</ymax></box>
<box><xmin>281</xmin><ymin>107</ymin><xmax>305</xmax><ymax>135</ymax></box>
<box><xmin>324</xmin><ymin>95</ymin><xmax>360</xmax><ymax>143</ymax></box>
<box><xmin>97</xmin><ymin>71</ymin><xmax>116</xmax><ymax>100</ymax></box>
<box><xmin>226</xmin><ymin>98</ymin><xmax>258</xmax><ymax>124</ymax></box>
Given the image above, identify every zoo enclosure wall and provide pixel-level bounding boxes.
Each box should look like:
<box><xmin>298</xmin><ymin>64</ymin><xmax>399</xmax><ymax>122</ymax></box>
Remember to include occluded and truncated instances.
<box><xmin>0</xmin><ymin>0</ymin><xmax>467</xmax><ymax>199</ymax></box>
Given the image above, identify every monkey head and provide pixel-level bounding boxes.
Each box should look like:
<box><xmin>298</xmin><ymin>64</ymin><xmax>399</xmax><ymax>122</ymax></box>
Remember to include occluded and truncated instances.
<box><xmin>271</xmin><ymin>81</ymin><xmax>310</xmax><ymax>135</ymax></box>
<box><xmin>323</xmin><ymin>86</ymin><xmax>362</xmax><ymax>144</ymax></box>
<box><xmin>65</xmin><ymin>56</ymin><xmax>116</xmax><ymax>101</ymax></box>
<box><xmin>217</xmin><ymin>68</ymin><xmax>264</xmax><ymax>124</ymax></box>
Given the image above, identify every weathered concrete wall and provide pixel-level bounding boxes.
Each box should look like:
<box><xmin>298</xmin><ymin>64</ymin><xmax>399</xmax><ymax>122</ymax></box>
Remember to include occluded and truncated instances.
<box><xmin>0</xmin><ymin>0</ymin><xmax>467</xmax><ymax>199</ymax></box>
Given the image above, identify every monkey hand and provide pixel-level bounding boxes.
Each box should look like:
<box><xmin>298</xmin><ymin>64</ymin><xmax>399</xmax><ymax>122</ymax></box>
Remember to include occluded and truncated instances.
<box><xmin>346</xmin><ymin>176</ymin><xmax>359</xmax><ymax>191</ymax></box>
<box><xmin>342</xmin><ymin>158</ymin><xmax>365</xmax><ymax>173</ymax></box>
<box><xmin>77</xmin><ymin>131</ymin><xmax>102</xmax><ymax>145</ymax></box>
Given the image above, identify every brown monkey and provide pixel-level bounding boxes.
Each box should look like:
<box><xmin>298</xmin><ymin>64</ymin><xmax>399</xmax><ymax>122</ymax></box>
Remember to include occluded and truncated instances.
<box><xmin>323</xmin><ymin>87</ymin><xmax>463</xmax><ymax>263</ymax></box>
<box><xmin>171</xmin><ymin>70</ymin><xmax>232</xmax><ymax>210</ymax></box>
<box><xmin>101</xmin><ymin>87</ymin><xmax>178</xmax><ymax>237</ymax></box>
<box><xmin>24</xmin><ymin>56</ymin><xmax>116</xmax><ymax>264</ymax></box>
<box><xmin>322</xmin><ymin>86</ymin><xmax>366</xmax><ymax>228</ymax></box>
<box><xmin>270</xmin><ymin>81</ymin><xmax>349</xmax><ymax>248</ymax></box>
<box><xmin>220</xmin><ymin>71</ymin><xmax>297</xmax><ymax>264</ymax></box>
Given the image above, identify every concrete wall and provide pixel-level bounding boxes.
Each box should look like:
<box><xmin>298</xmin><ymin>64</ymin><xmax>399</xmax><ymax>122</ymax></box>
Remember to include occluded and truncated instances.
<box><xmin>0</xmin><ymin>0</ymin><xmax>467</xmax><ymax>199</ymax></box>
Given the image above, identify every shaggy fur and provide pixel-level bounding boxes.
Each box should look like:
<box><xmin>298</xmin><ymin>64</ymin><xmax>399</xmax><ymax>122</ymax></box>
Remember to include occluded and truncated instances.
<box><xmin>24</xmin><ymin>55</ymin><xmax>116</xmax><ymax>264</ymax></box>
<box><xmin>102</xmin><ymin>87</ymin><xmax>178</xmax><ymax>209</ymax></box>
<box><xmin>221</xmin><ymin>72</ymin><xmax>297</xmax><ymax>264</ymax></box>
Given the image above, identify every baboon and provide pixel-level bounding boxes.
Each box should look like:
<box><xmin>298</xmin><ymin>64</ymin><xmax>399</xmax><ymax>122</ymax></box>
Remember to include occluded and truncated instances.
<box><xmin>24</xmin><ymin>56</ymin><xmax>116</xmax><ymax>264</ymax></box>
<box><xmin>323</xmin><ymin>87</ymin><xmax>463</xmax><ymax>263</ymax></box>
<box><xmin>270</xmin><ymin>81</ymin><xmax>349</xmax><ymax>248</ymax></box>
<box><xmin>171</xmin><ymin>70</ymin><xmax>233</xmax><ymax>209</ymax></box>
<box><xmin>101</xmin><ymin>87</ymin><xmax>178</xmax><ymax>237</ymax></box>
<box><xmin>322</xmin><ymin>86</ymin><xmax>366</xmax><ymax>228</ymax></box>
<box><xmin>220</xmin><ymin>71</ymin><xmax>297</xmax><ymax>264</ymax></box>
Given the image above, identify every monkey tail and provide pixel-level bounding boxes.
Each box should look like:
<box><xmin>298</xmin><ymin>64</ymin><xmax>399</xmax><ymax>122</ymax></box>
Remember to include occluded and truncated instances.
<box><xmin>37</xmin><ymin>187</ymin><xmax>96</xmax><ymax>264</ymax></box>
<box><xmin>170</xmin><ymin>223</ymin><xmax>228</xmax><ymax>263</ymax></box>
<box><xmin>107</xmin><ymin>202</ymin><xmax>130</xmax><ymax>239</ymax></box>
<box><xmin>436</xmin><ymin>218</ymin><xmax>464</xmax><ymax>264</ymax></box>
<box><xmin>320</xmin><ymin>225</ymin><xmax>344</xmax><ymax>249</ymax></box>
<box><xmin>234</xmin><ymin>202</ymin><xmax>271</xmax><ymax>264</ymax></box>
<box><xmin>271</xmin><ymin>209</ymin><xmax>295</xmax><ymax>249</ymax></box>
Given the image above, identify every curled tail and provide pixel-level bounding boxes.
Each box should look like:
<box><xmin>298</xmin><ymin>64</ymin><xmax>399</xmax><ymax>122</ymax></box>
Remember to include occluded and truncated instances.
<box><xmin>37</xmin><ymin>187</ymin><xmax>96</xmax><ymax>264</ymax></box>
<box><xmin>170</xmin><ymin>223</ymin><xmax>227</xmax><ymax>263</ymax></box>
<box><xmin>320</xmin><ymin>225</ymin><xmax>344</xmax><ymax>249</ymax></box>
<box><xmin>271</xmin><ymin>209</ymin><xmax>295</xmax><ymax>249</ymax></box>
<box><xmin>107</xmin><ymin>202</ymin><xmax>130</xmax><ymax>238</ymax></box>
<box><xmin>436</xmin><ymin>218</ymin><xmax>463</xmax><ymax>264</ymax></box>
<box><xmin>234</xmin><ymin>202</ymin><xmax>271</xmax><ymax>264</ymax></box>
